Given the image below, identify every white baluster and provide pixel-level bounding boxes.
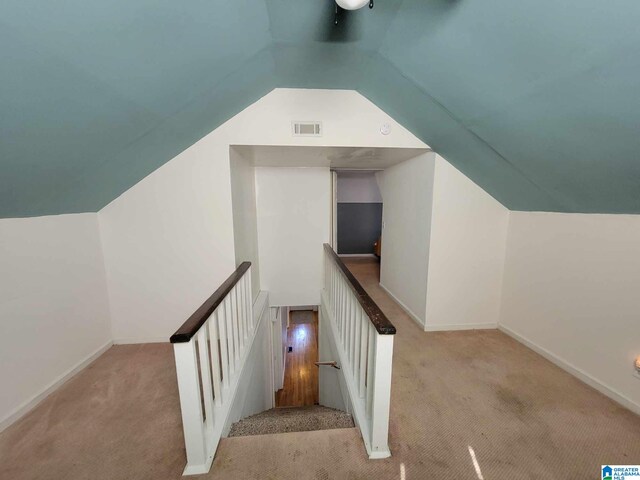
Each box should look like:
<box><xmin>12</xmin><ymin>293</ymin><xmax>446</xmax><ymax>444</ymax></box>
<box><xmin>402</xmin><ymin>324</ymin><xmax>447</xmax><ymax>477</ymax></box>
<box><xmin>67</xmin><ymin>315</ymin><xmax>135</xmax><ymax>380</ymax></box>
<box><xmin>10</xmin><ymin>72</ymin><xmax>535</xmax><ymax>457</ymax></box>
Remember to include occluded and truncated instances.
<box><xmin>350</xmin><ymin>303</ymin><xmax>357</xmax><ymax>376</ymax></box>
<box><xmin>347</xmin><ymin>297</ymin><xmax>354</xmax><ymax>366</ymax></box>
<box><xmin>343</xmin><ymin>292</ymin><xmax>349</xmax><ymax>354</ymax></box>
<box><xmin>224</xmin><ymin>296</ymin><xmax>235</xmax><ymax>375</ymax></box>
<box><xmin>246</xmin><ymin>272</ymin><xmax>252</xmax><ymax>332</ymax></box>
<box><xmin>246</xmin><ymin>268</ymin><xmax>254</xmax><ymax>331</ymax></box>
<box><xmin>239</xmin><ymin>275</ymin><xmax>247</xmax><ymax>339</ymax></box>
<box><xmin>235</xmin><ymin>284</ymin><xmax>242</xmax><ymax>350</ymax></box>
<box><xmin>334</xmin><ymin>266</ymin><xmax>338</xmax><ymax>317</ymax></box>
<box><xmin>208</xmin><ymin>311</ymin><xmax>223</xmax><ymax>406</ymax></box>
<box><xmin>333</xmin><ymin>265</ymin><xmax>337</xmax><ymax>312</ymax></box>
<box><xmin>359</xmin><ymin>312</ymin><xmax>367</xmax><ymax>398</ymax></box>
<box><xmin>244</xmin><ymin>274</ymin><xmax>251</xmax><ymax>334</ymax></box>
<box><xmin>339</xmin><ymin>284</ymin><xmax>345</xmax><ymax>346</ymax></box>
<box><xmin>336</xmin><ymin>280</ymin><xmax>342</xmax><ymax>331</ymax></box>
<box><xmin>236</xmin><ymin>280</ymin><xmax>249</xmax><ymax>346</ymax></box>
<box><xmin>344</xmin><ymin>289</ymin><xmax>351</xmax><ymax>350</ymax></box>
<box><xmin>337</xmin><ymin>280</ymin><xmax>342</xmax><ymax>332</ymax></box>
<box><xmin>230</xmin><ymin>288</ymin><xmax>240</xmax><ymax>366</ymax></box>
<box><xmin>218</xmin><ymin>302</ymin><xmax>230</xmax><ymax>388</ymax></box>
<box><xmin>197</xmin><ymin>326</ymin><xmax>215</xmax><ymax>438</ymax></box>
<box><xmin>237</xmin><ymin>285</ymin><xmax>243</xmax><ymax>355</ymax></box>
<box><xmin>366</xmin><ymin>323</ymin><xmax>375</xmax><ymax>418</ymax></box>
<box><xmin>242</xmin><ymin>282</ymin><xmax>248</xmax><ymax>348</ymax></box>
<box><xmin>353</xmin><ymin>307</ymin><xmax>361</xmax><ymax>383</ymax></box>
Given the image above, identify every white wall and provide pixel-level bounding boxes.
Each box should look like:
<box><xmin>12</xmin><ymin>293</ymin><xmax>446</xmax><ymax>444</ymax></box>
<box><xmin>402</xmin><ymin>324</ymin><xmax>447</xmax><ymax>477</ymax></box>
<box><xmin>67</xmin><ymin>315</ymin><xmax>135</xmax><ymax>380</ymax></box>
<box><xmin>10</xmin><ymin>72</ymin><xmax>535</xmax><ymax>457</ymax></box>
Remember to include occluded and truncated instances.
<box><xmin>98</xmin><ymin>137</ymin><xmax>237</xmax><ymax>344</ymax></box>
<box><xmin>336</xmin><ymin>171</ymin><xmax>382</xmax><ymax>203</ymax></box>
<box><xmin>0</xmin><ymin>214</ymin><xmax>112</xmax><ymax>430</ymax></box>
<box><xmin>377</xmin><ymin>153</ymin><xmax>509</xmax><ymax>331</ymax></box>
<box><xmin>425</xmin><ymin>155</ymin><xmax>509</xmax><ymax>330</ymax></box>
<box><xmin>500</xmin><ymin>211</ymin><xmax>640</xmax><ymax>412</ymax></box>
<box><xmin>99</xmin><ymin>89</ymin><xmax>426</xmax><ymax>343</ymax></box>
<box><xmin>255</xmin><ymin>167</ymin><xmax>331</xmax><ymax>306</ymax></box>
<box><xmin>230</xmin><ymin>147</ymin><xmax>261</xmax><ymax>299</ymax></box>
<box><xmin>377</xmin><ymin>153</ymin><xmax>435</xmax><ymax>327</ymax></box>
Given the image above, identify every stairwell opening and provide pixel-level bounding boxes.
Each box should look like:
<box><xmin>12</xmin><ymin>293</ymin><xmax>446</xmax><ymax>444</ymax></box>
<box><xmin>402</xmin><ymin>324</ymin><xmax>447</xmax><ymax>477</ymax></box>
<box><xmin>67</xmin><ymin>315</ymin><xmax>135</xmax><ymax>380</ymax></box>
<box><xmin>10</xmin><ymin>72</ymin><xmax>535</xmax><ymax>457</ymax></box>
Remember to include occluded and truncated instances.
<box><xmin>228</xmin><ymin>306</ymin><xmax>355</xmax><ymax>437</ymax></box>
<box><xmin>277</xmin><ymin>307</ymin><xmax>319</xmax><ymax>408</ymax></box>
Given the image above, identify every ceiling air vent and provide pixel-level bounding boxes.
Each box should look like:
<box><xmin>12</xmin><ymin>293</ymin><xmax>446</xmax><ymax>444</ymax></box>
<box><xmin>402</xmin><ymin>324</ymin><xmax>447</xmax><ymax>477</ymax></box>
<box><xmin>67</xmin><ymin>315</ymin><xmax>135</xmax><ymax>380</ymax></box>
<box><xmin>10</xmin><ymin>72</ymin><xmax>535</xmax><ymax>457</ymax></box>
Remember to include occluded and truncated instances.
<box><xmin>292</xmin><ymin>121</ymin><xmax>322</xmax><ymax>137</ymax></box>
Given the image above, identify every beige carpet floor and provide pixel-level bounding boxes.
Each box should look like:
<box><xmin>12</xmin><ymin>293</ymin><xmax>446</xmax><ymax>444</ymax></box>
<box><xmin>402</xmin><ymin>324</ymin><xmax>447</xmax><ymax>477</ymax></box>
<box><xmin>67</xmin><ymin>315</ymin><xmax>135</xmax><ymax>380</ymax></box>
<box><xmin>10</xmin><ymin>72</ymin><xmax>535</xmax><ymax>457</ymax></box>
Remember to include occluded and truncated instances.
<box><xmin>1</xmin><ymin>257</ymin><xmax>639</xmax><ymax>479</ymax></box>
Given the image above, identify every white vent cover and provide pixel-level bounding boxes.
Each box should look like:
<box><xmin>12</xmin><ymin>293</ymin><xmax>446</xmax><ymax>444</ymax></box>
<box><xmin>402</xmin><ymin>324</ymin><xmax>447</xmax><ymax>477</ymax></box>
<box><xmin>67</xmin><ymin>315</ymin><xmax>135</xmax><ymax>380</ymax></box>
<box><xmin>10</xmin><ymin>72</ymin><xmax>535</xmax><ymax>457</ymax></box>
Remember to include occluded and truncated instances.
<box><xmin>292</xmin><ymin>121</ymin><xmax>322</xmax><ymax>137</ymax></box>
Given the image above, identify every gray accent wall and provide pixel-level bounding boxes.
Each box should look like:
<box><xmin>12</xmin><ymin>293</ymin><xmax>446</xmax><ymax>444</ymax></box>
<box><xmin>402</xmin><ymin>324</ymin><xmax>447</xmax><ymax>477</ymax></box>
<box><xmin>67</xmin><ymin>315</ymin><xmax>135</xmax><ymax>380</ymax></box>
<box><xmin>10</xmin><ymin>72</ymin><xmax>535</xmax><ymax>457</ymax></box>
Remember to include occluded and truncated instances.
<box><xmin>337</xmin><ymin>203</ymin><xmax>382</xmax><ymax>255</ymax></box>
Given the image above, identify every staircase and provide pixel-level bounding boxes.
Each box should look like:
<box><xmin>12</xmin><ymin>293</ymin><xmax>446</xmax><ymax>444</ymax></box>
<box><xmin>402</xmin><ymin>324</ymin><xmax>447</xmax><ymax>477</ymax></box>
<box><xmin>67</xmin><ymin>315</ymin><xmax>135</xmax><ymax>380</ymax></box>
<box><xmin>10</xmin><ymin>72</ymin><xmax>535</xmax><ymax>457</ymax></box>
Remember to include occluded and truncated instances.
<box><xmin>172</xmin><ymin>245</ymin><xmax>395</xmax><ymax>475</ymax></box>
<box><xmin>228</xmin><ymin>406</ymin><xmax>354</xmax><ymax>437</ymax></box>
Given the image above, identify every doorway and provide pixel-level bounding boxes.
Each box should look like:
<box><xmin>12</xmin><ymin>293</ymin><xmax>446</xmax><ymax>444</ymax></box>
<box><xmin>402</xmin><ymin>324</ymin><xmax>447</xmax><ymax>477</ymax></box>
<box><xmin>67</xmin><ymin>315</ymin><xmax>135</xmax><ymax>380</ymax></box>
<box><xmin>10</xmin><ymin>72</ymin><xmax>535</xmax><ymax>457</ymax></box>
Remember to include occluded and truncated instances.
<box><xmin>275</xmin><ymin>307</ymin><xmax>319</xmax><ymax>407</ymax></box>
<box><xmin>333</xmin><ymin>170</ymin><xmax>383</xmax><ymax>281</ymax></box>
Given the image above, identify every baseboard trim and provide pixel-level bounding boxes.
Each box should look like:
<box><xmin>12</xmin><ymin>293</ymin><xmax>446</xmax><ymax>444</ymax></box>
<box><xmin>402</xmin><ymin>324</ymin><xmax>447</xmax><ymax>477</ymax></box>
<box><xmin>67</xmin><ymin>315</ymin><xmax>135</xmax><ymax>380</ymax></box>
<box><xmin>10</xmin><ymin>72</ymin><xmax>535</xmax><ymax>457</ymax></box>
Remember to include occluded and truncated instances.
<box><xmin>499</xmin><ymin>324</ymin><xmax>640</xmax><ymax>416</ymax></box>
<box><xmin>112</xmin><ymin>337</ymin><xmax>170</xmax><ymax>345</ymax></box>
<box><xmin>378</xmin><ymin>282</ymin><xmax>425</xmax><ymax>330</ymax></box>
<box><xmin>424</xmin><ymin>323</ymin><xmax>497</xmax><ymax>332</ymax></box>
<box><xmin>0</xmin><ymin>340</ymin><xmax>113</xmax><ymax>433</ymax></box>
<box><xmin>338</xmin><ymin>254</ymin><xmax>377</xmax><ymax>258</ymax></box>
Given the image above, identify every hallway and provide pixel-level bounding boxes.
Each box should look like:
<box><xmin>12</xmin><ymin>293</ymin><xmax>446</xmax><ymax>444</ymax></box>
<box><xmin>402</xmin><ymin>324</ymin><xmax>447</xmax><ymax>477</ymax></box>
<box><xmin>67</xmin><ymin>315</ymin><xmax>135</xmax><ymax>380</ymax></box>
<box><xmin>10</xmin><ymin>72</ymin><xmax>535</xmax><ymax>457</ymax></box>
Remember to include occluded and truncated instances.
<box><xmin>275</xmin><ymin>311</ymin><xmax>319</xmax><ymax>407</ymax></box>
<box><xmin>1</xmin><ymin>258</ymin><xmax>639</xmax><ymax>479</ymax></box>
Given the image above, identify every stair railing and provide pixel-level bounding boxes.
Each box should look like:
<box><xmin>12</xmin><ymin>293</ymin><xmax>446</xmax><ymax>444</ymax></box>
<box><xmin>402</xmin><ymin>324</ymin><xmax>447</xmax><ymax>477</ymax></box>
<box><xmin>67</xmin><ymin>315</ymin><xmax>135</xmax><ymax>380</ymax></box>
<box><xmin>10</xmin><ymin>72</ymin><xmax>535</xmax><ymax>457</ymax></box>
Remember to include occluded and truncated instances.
<box><xmin>321</xmin><ymin>244</ymin><xmax>396</xmax><ymax>458</ymax></box>
<box><xmin>170</xmin><ymin>262</ymin><xmax>254</xmax><ymax>475</ymax></box>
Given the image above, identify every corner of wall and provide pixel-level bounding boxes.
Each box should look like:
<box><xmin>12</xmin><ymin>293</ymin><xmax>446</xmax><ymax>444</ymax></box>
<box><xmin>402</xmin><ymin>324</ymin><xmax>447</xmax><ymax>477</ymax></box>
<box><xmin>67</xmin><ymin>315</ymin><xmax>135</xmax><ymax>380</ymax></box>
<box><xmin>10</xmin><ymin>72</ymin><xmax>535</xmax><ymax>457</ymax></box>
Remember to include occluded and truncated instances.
<box><xmin>378</xmin><ymin>282</ymin><xmax>426</xmax><ymax>330</ymax></box>
<box><xmin>423</xmin><ymin>153</ymin><xmax>440</xmax><ymax>330</ymax></box>
<box><xmin>496</xmin><ymin>209</ymin><xmax>513</xmax><ymax>328</ymax></box>
<box><xmin>95</xmin><ymin>211</ymin><xmax>116</xmax><ymax>344</ymax></box>
<box><xmin>424</xmin><ymin>153</ymin><xmax>510</xmax><ymax>331</ymax></box>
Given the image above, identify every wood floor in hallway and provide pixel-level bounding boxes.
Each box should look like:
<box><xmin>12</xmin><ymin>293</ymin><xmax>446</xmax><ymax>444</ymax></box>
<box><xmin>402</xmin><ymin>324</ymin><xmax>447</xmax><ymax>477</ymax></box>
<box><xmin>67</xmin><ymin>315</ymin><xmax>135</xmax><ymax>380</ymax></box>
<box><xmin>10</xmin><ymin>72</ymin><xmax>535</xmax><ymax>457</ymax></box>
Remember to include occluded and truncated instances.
<box><xmin>275</xmin><ymin>311</ymin><xmax>319</xmax><ymax>407</ymax></box>
<box><xmin>1</xmin><ymin>257</ymin><xmax>640</xmax><ymax>479</ymax></box>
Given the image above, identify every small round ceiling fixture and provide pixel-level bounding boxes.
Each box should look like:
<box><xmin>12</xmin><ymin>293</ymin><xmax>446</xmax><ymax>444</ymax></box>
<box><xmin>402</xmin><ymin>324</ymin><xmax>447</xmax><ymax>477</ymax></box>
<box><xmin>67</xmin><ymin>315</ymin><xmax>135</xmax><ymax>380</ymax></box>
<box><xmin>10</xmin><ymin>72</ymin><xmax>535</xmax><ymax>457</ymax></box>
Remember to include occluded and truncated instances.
<box><xmin>336</xmin><ymin>0</ymin><xmax>373</xmax><ymax>10</ymax></box>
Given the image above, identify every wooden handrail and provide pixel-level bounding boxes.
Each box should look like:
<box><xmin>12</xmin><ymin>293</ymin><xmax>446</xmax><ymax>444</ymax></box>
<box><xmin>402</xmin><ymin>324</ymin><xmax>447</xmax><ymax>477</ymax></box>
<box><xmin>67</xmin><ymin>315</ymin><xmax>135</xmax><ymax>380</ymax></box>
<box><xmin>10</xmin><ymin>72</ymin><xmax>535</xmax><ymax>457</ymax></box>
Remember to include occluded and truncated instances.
<box><xmin>170</xmin><ymin>262</ymin><xmax>251</xmax><ymax>343</ymax></box>
<box><xmin>323</xmin><ymin>244</ymin><xmax>396</xmax><ymax>335</ymax></box>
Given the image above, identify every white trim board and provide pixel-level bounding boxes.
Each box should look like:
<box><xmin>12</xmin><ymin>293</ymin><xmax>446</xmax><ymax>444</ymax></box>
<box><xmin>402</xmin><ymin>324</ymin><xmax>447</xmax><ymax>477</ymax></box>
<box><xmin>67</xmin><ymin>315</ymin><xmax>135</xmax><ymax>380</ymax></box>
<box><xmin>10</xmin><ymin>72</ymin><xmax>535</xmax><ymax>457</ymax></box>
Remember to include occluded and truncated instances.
<box><xmin>112</xmin><ymin>337</ymin><xmax>170</xmax><ymax>345</ymax></box>
<box><xmin>499</xmin><ymin>324</ymin><xmax>640</xmax><ymax>416</ymax></box>
<box><xmin>378</xmin><ymin>282</ymin><xmax>425</xmax><ymax>330</ymax></box>
<box><xmin>424</xmin><ymin>323</ymin><xmax>497</xmax><ymax>332</ymax></box>
<box><xmin>0</xmin><ymin>340</ymin><xmax>113</xmax><ymax>433</ymax></box>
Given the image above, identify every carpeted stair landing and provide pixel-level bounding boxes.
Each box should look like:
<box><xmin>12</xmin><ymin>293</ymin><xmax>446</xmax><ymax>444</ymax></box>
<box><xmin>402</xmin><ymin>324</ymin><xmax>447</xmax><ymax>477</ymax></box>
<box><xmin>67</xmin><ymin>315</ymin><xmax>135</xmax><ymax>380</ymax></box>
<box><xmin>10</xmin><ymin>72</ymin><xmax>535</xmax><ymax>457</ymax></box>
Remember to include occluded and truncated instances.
<box><xmin>228</xmin><ymin>406</ymin><xmax>354</xmax><ymax>437</ymax></box>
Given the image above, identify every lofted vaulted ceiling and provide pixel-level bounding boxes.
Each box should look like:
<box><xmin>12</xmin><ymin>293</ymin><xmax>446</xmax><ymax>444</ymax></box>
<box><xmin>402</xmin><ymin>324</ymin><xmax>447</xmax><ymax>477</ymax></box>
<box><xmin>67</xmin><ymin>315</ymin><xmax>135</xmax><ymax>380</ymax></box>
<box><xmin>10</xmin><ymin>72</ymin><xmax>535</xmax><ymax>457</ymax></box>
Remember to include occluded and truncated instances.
<box><xmin>2</xmin><ymin>0</ymin><xmax>640</xmax><ymax>217</ymax></box>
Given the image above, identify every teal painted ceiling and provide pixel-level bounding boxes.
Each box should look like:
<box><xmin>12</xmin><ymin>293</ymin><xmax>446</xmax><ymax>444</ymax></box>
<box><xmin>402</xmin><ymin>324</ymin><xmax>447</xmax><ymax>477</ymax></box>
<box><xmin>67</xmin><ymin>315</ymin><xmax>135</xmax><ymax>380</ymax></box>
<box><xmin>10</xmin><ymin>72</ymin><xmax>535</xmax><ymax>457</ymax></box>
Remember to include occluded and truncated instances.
<box><xmin>2</xmin><ymin>0</ymin><xmax>640</xmax><ymax>217</ymax></box>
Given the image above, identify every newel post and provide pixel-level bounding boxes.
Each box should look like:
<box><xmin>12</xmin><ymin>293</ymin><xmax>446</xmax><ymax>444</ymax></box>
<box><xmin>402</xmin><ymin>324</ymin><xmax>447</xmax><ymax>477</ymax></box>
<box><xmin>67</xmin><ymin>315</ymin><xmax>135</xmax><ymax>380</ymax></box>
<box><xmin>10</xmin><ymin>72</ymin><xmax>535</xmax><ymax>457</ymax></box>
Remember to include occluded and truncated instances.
<box><xmin>368</xmin><ymin>333</ymin><xmax>394</xmax><ymax>458</ymax></box>
<box><xmin>173</xmin><ymin>340</ymin><xmax>207</xmax><ymax>470</ymax></box>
